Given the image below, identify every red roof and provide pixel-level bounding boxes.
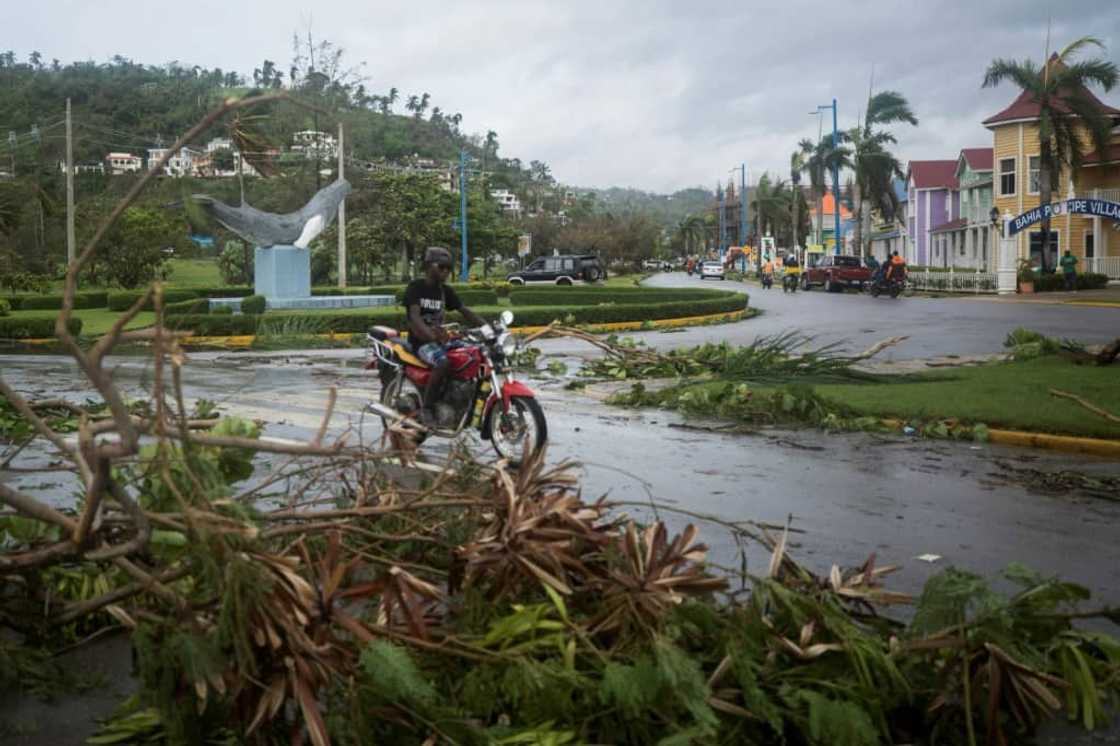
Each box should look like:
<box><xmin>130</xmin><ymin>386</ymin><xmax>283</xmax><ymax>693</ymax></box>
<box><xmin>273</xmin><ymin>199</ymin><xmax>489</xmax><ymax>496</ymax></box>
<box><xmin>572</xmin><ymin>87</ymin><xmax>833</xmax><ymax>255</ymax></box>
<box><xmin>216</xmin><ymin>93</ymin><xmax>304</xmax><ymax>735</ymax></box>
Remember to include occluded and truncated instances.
<box><xmin>983</xmin><ymin>54</ymin><xmax>1120</xmax><ymax>127</ymax></box>
<box><xmin>960</xmin><ymin>148</ymin><xmax>993</xmax><ymax>171</ymax></box>
<box><xmin>929</xmin><ymin>217</ymin><xmax>969</xmax><ymax>234</ymax></box>
<box><xmin>1085</xmin><ymin>143</ymin><xmax>1120</xmax><ymax>166</ymax></box>
<box><xmin>909</xmin><ymin>160</ymin><xmax>959</xmax><ymax>190</ymax></box>
<box><xmin>810</xmin><ymin>193</ymin><xmax>853</xmax><ymax>220</ymax></box>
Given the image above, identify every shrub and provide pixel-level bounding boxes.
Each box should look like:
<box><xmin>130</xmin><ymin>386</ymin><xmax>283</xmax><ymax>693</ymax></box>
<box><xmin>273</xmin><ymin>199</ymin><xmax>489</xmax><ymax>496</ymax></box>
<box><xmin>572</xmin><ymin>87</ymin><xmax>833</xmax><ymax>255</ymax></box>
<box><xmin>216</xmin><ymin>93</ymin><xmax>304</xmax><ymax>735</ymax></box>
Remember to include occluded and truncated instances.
<box><xmin>1</xmin><ymin>296</ymin><xmax>20</xmax><ymax>310</ymax></box>
<box><xmin>163</xmin><ymin>314</ymin><xmax>260</xmax><ymax>335</ymax></box>
<box><xmin>211</xmin><ymin>306</ymin><xmax>234</xmax><ymax>315</ymax></box>
<box><xmin>0</xmin><ymin>317</ymin><xmax>82</xmax><ymax>339</ymax></box>
<box><xmin>1034</xmin><ymin>272</ymin><xmax>1109</xmax><ymax>292</ymax></box>
<box><xmin>240</xmin><ymin>295</ymin><xmax>267</xmax><ymax>314</ymax></box>
<box><xmin>164</xmin><ymin>298</ymin><xmax>210</xmax><ymax>316</ymax></box>
<box><xmin>195</xmin><ymin>286</ymin><xmax>254</xmax><ymax>298</ymax></box>
<box><xmin>0</xmin><ymin>299</ymin><xmax>9</xmax><ymax>317</ymax></box>
<box><xmin>108</xmin><ymin>289</ymin><xmax>200</xmax><ymax>311</ymax></box>
<box><xmin>16</xmin><ymin>292</ymin><xmax>108</xmax><ymax>310</ymax></box>
<box><xmin>511</xmin><ymin>289</ymin><xmax>732</xmax><ymax>306</ymax></box>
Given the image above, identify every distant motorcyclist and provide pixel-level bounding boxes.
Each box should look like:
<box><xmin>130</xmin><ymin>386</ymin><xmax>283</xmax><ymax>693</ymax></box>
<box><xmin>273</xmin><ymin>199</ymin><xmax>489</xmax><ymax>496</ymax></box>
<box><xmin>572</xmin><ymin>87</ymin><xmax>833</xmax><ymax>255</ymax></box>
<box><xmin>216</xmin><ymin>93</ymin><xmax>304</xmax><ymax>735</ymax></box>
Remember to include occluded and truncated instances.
<box><xmin>885</xmin><ymin>251</ymin><xmax>906</xmax><ymax>282</ymax></box>
<box><xmin>761</xmin><ymin>257</ymin><xmax>774</xmax><ymax>289</ymax></box>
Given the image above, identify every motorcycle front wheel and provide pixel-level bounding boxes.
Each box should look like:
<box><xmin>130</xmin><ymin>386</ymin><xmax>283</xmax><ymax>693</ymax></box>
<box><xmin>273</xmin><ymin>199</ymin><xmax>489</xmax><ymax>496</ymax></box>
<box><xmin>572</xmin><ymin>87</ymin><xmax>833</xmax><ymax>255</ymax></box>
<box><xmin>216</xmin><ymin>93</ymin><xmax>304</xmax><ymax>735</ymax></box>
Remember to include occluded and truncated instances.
<box><xmin>490</xmin><ymin>395</ymin><xmax>548</xmax><ymax>464</ymax></box>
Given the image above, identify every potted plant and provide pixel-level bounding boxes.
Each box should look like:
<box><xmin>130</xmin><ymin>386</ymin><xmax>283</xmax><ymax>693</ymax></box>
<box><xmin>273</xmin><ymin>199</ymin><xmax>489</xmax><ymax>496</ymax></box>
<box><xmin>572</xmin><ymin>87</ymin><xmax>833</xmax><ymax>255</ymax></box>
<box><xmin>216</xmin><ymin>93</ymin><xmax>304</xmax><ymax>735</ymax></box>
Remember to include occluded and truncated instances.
<box><xmin>1016</xmin><ymin>258</ymin><xmax>1036</xmax><ymax>294</ymax></box>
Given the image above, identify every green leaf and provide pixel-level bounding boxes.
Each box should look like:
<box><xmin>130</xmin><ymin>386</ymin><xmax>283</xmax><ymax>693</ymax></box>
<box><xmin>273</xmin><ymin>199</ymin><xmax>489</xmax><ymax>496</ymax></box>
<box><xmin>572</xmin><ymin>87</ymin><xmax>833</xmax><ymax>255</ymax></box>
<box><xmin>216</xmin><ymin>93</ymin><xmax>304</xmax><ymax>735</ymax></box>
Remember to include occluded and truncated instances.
<box><xmin>359</xmin><ymin>640</ymin><xmax>438</xmax><ymax>707</ymax></box>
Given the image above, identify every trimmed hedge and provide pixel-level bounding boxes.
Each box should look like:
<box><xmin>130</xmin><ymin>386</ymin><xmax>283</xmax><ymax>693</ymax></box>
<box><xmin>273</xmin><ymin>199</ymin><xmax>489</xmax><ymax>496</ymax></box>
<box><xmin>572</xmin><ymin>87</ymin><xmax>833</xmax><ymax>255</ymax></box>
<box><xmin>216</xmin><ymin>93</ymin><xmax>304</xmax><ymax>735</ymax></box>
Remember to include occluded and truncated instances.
<box><xmin>241</xmin><ymin>295</ymin><xmax>266</xmax><ymax>314</ymax></box>
<box><xmin>1034</xmin><ymin>272</ymin><xmax>1110</xmax><ymax>292</ymax></box>
<box><xmin>12</xmin><ymin>292</ymin><xmax>108</xmax><ymax>310</ymax></box>
<box><xmin>0</xmin><ymin>299</ymin><xmax>9</xmax><ymax>317</ymax></box>
<box><xmin>164</xmin><ymin>298</ymin><xmax>211</xmax><ymax>316</ymax></box>
<box><xmin>0</xmin><ymin>316</ymin><xmax>83</xmax><ymax>339</ymax></box>
<box><xmin>163</xmin><ymin>314</ymin><xmax>261</xmax><ymax>335</ymax></box>
<box><xmin>196</xmin><ymin>286</ymin><xmax>254</xmax><ymax>297</ymax></box>
<box><xmin>163</xmin><ymin>293</ymin><xmax>748</xmax><ymax>338</ymax></box>
<box><xmin>510</xmin><ymin>289</ymin><xmax>735</xmax><ymax>306</ymax></box>
<box><xmin>108</xmin><ymin>289</ymin><xmax>201</xmax><ymax>311</ymax></box>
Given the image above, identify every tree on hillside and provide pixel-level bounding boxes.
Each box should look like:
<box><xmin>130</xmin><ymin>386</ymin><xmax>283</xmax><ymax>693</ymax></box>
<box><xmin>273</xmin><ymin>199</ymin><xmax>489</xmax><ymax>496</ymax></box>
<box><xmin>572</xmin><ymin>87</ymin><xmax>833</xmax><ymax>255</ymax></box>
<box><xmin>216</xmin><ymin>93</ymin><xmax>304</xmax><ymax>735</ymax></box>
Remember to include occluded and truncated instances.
<box><xmin>983</xmin><ymin>36</ymin><xmax>1118</xmax><ymax>272</ymax></box>
<box><xmin>845</xmin><ymin>90</ymin><xmax>917</xmax><ymax>258</ymax></box>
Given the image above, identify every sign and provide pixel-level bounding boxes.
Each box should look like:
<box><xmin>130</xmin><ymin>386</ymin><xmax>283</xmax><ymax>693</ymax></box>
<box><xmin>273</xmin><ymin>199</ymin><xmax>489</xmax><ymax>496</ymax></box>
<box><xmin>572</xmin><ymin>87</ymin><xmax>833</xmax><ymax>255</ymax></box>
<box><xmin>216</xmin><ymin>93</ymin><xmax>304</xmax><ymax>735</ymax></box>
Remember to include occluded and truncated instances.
<box><xmin>1008</xmin><ymin>199</ymin><xmax>1120</xmax><ymax>235</ymax></box>
<box><xmin>517</xmin><ymin>234</ymin><xmax>532</xmax><ymax>257</ymax></box>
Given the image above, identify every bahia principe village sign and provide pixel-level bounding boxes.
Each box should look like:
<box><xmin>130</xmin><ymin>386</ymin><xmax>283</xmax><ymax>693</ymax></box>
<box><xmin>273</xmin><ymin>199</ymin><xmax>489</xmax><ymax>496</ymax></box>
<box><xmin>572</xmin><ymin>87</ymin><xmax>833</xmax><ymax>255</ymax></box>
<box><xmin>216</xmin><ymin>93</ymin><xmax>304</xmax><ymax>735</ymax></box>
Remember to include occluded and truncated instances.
<box><xmin>1009</xmin><ymin>198</ymin><xmax>1120</xmax><ymax>235</ymax></box>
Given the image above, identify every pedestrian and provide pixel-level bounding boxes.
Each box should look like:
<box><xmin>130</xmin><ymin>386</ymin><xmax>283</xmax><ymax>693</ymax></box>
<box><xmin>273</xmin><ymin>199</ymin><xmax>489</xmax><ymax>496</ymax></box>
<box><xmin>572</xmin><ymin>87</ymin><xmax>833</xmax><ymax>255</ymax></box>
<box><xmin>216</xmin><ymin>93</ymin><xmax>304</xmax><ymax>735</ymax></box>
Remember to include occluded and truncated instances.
<box><xmin>1060</xmin><ymin>250</ymin><xmax>1078</xmax><ymax>291</ymax></box>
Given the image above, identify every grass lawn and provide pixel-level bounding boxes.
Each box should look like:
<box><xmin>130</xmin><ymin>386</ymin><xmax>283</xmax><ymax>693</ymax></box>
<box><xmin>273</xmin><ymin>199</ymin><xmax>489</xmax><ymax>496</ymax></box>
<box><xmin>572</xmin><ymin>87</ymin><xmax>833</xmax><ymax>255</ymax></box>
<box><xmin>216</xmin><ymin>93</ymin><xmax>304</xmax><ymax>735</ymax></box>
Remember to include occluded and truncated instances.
<box><xmin>163</xmin><ymin>258</ymin><xmax>223</xmax><ymax>287</ymax></box>
<box><xmin>8</xmin><ymin>309</ymin><xmax>156</xmax><ymax>336</ymax></box>
<box><xmin>814</xmin><ymin>357</ymin><xmax>1120</xmax><ymax>439</ymax></box>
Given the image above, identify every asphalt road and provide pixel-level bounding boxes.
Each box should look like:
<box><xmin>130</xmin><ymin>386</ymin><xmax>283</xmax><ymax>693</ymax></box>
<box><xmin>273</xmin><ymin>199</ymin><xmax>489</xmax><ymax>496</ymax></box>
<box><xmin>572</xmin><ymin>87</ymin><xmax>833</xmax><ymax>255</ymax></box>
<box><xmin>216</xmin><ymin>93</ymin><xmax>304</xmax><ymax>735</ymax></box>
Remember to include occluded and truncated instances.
<box><xmin>536</xmin><ymin>272</ymin><xmax>1120</xmax><ymax>360</ymax></box>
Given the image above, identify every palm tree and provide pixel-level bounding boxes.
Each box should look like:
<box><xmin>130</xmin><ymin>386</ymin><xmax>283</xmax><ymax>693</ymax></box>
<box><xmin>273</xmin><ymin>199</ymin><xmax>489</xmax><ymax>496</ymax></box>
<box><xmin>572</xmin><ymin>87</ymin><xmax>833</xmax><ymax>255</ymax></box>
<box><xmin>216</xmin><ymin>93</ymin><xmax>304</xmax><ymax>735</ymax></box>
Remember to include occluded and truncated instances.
<box><xmin>798</xmin><ymin>137</ymin><xmax>852</xmax><ymax>249</ymax></box>
<box><xmin>405</xmin><ymin>95</ymin><xmax>419</xmax><ymax>115</ymax></box>
<box><xmin>750</xmin><ymin>174</ymin><xmax>793</xmax><ymax>247</ymax></box>
<box><xmin>846</xmin><ymin>90</ymin><xmax>917</xmax><ymax>258</ymax></box>
<box><xmin>385</xmin><ymin>87</ymin><xmax>399</xmax><ymax>113</ymax></box>
<box><xmin>675</xmin><ymin>214</ymin><xmax>704</xmax><ymax>254</ymax></box>
<box><xmin>983</xmin><ymin>37</ymin><xmax>1117</xmax><ymax>271</ymax></box>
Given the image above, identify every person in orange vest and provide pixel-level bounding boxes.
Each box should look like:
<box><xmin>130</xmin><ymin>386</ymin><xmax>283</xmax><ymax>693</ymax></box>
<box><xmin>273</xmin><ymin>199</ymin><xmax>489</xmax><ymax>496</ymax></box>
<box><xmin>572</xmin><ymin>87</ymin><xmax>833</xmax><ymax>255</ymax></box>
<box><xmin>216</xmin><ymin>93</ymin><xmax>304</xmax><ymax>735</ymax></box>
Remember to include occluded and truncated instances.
<box><xmin>886</xmin><ymin>251</ymin><xmax>906</xmax><ymax>281</ymax></box>
<box><xmin>761</xmin><ymin>257</ymin><xmax>774</xmax><ymax>289</ymax></box>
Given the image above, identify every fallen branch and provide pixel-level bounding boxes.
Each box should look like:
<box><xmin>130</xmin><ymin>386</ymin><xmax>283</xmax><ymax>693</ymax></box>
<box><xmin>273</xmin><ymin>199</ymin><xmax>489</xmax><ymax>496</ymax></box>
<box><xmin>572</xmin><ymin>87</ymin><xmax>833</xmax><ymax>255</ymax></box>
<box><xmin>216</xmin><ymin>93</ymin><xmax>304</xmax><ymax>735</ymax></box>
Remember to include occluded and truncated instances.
<box><xmin>1048</xmin><ymin>388</ymin><xmax>1120</xmax><ymax>424</ymax></box>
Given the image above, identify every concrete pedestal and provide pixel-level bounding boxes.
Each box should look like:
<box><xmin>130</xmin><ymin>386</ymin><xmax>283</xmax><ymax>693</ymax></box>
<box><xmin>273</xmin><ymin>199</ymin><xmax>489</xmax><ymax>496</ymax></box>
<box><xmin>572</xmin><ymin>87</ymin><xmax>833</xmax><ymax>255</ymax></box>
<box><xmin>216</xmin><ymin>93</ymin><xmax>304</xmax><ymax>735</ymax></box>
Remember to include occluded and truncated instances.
<box><xmin>255</xmin><ymin>245</ymin><xmax>310</xmax><ymax>299</ymax></box>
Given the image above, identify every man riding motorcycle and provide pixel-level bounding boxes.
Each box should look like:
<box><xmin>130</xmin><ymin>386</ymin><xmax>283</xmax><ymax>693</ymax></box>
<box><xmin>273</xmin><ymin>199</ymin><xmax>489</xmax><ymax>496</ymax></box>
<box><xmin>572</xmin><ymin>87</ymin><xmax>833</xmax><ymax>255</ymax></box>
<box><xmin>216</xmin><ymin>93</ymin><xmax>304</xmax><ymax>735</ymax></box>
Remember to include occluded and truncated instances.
<box><xmin>404</xmin><ymin>246</ymin><xmax>488</xmax><ymax>427</ymax></box>
<box><xmin>761</xmin><ymin>257</ymin><xmax>774</xmax><ymax>289</ymax></box>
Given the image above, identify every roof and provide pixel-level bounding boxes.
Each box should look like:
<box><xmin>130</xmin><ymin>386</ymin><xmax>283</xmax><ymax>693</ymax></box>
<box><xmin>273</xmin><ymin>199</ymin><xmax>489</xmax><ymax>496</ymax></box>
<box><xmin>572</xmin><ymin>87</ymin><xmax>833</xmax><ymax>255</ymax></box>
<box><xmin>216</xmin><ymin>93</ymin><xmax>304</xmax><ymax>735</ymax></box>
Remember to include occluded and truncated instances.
<box><xmin>983</xmin><ymin>54</ymin><xmax>1120</xmax><ymax>127</ymax></box>
<box><xmin>929</xmin><ymin>217</ymin><xmax>969</xmax><ymax>234</ymax></box>
<box><xmin>1085</xmin><ymin>143</ymin><xmax>1120</xmax><ymax>166</ymax></box>
<box><xmin>960</xmin><ymin>148</ymin><xmax>993</xmax><ymax>171</ymax></box>
<box><xmin>909</xmin><ymin>160</ymin><xmax>959</xmax><ymax>190</ymax></box>
<box><xmin>811</xmin><ymin>193</ymin><xmax>853</xmax><ymax>220</ymax></box>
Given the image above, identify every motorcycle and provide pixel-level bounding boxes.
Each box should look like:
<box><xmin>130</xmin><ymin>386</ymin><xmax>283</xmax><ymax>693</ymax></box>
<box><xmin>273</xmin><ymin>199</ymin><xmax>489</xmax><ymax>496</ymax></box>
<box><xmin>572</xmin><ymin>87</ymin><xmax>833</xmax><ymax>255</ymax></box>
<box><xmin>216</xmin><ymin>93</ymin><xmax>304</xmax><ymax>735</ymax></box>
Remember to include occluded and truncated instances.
<box><xmin>782</xmin><ymin>268</ymin><xmax>800</xmax><ymax>293</ymax></box>
<box><xmin>761</xmin><ymin>272</ymin><xmax>773</xmax><ymax>290</ymax></box>
<box><xmin>869</xmin><ymin>274</ymin><xmax>906</xmax><ymax>299</ymax></box>
<box><xmin>366</xmin><ymin>310</ymin><xmax>547</xmax><ymax>463</ymax></box>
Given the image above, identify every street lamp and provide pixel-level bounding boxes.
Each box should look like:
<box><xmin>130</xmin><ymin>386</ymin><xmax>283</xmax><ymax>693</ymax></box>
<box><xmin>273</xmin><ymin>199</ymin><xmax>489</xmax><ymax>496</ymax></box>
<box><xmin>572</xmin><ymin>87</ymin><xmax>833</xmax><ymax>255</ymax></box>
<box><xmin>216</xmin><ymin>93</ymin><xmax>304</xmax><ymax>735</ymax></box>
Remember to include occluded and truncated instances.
<box><xmin>815</xmin><ymin>100</ymin><xmax>841</xmax><ymax>254</ymax></box>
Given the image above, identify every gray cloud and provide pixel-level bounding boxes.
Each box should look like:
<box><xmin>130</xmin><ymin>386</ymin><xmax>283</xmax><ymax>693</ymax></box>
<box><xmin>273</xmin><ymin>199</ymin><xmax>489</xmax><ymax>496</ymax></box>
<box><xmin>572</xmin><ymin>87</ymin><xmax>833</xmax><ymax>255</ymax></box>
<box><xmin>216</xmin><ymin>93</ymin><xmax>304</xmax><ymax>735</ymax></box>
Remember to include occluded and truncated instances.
<box><xmin>9</xmin><ymin>0</ymin><xmax>1120</xmax><ymax>191</ymax></box>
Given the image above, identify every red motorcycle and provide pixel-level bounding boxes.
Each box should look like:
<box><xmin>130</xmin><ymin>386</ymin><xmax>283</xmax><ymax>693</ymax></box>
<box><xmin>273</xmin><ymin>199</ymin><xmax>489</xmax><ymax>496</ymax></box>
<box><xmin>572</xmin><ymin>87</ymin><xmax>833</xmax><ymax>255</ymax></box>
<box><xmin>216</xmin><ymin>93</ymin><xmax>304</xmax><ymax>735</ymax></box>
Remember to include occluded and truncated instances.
<box><xmin>365</xmin><ymin>310</ymin><xmax>547</xmax><ymax>463</ymax></box>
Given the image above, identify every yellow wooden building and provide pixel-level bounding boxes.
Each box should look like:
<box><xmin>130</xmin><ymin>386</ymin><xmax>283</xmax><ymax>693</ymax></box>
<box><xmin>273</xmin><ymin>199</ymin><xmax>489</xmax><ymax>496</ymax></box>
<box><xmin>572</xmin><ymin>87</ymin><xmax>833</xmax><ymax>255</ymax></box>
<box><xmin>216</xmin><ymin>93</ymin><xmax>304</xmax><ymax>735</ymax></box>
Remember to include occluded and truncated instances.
<box><xmin>983</xmin><ymin>60</ymin><xmax>1120</xmax><ymax>278</ymax></box>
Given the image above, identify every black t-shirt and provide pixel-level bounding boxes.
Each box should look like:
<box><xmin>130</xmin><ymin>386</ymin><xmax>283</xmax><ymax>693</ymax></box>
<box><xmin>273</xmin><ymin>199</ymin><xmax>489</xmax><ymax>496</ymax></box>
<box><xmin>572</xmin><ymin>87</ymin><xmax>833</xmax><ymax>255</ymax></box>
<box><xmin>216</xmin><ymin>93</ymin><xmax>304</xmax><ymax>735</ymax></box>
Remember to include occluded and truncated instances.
<box><xmin>403</xmin><ymin>279</ymin><xmax>462</xmax><ymax>329</ymax></box>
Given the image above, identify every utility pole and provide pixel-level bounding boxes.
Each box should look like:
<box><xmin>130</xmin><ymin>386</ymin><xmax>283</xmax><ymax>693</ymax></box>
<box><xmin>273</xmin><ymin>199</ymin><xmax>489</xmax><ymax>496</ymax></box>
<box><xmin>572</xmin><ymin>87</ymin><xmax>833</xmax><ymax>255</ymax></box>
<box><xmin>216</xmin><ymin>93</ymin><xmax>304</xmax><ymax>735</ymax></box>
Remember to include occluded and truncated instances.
<box><xmin>66</xmin><ymin>98</ymin><xmax>75</xmax><ymax>267</ymax></box>
<box><xmin>459</xmin><ymin>148</ymin><xmax>469</xmax><ymax>283</ymax></box>
<box><xmin>831</xmin><ymin>98</ymin><xmax>840</xmax><ymax>255</ymax></box>
<box><xmin>739</xmin><ymin>164</ymin><xmax>748</xmax><ymax>272</ymax></box>
<box><xmin>337</xmin><ymin>122</ymin><xmax>346</xmax><ymax>287</ymax></box>
<box><xmin>717</xmin><ymin>182</ymin><xmax>725</xmax><ymax>260</ymax></box>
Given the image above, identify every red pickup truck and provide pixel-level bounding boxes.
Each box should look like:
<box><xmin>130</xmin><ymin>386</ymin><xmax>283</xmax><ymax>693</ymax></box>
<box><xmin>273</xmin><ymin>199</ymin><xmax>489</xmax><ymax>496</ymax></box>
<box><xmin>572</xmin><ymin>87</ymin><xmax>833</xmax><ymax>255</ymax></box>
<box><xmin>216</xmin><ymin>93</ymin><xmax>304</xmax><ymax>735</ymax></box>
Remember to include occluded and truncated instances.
<box><xmin>801</xmin><ymin>254</ymin><xmax>872</xmax><ymax>292</ymax></box>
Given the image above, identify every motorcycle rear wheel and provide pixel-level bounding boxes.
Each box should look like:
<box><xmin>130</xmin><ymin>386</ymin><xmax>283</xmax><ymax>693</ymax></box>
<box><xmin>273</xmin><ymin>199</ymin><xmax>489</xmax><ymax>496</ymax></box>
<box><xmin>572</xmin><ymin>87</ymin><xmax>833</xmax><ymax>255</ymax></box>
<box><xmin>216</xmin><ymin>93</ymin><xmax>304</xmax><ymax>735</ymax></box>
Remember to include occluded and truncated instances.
<box><xmin>378</xmin><ymin>374</ymin><xmax>429</xmax><ymax>445</ymax></box>
<box><xmin>490</xmin><ymin>395</ymin><xmax>548</xmax><ymax>464</ymax></box>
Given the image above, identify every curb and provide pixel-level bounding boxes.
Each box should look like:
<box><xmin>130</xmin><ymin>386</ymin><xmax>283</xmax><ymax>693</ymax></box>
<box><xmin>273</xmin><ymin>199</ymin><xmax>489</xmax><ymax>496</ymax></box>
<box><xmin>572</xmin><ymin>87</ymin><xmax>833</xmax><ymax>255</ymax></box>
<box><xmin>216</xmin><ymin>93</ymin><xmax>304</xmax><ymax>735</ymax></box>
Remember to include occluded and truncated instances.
<box><xmin>8</xmin><ymin>309</ymin><xmax>751</xmax><ymax>350</ymax></box>
<box><xmin>883</xmin><ymin>419</ymin><xmax>1120</xmax><ymax>458</ymax></box>
<box><xmin>986</xmin><ymin>428</ymin><xmax>1120</xmax><ymax>458</ymax></box>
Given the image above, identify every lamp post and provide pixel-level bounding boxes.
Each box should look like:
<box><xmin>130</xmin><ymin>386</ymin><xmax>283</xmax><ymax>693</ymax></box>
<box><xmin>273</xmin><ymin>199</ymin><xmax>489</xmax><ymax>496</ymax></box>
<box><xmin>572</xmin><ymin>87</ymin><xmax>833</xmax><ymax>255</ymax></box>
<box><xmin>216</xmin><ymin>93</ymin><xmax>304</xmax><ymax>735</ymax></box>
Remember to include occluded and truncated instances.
<box><xmin>816</xmin><ymin>100</ymin><xmax>841</xmax><ymax>254</ymax></box>
<box><xmin>729</xmin><ymin>164</ymin><xmax>747</xmax><ymax>272</ymax></box>
<box><xmin>458</xmin><ymin>148</ymin><xmax>470</xmax><ymax>282</ymax></box>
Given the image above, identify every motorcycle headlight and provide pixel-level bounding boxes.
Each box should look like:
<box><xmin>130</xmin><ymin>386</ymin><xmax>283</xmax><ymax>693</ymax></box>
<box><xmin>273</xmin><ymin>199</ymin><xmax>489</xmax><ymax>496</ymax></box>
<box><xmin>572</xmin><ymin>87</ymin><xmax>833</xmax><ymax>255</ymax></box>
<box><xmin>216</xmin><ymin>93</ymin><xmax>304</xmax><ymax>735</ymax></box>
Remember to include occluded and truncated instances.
<box><xmin>499</xmin><ymin>332</ymin><xmax>518</xmax><ymax>356</ymax></box>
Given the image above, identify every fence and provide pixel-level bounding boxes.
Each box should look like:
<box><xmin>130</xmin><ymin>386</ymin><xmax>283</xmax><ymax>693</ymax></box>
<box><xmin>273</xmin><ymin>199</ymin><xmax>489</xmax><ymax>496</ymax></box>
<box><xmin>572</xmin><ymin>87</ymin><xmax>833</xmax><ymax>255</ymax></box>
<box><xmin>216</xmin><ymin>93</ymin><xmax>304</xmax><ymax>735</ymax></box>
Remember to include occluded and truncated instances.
<box><xmin>906</xmin><ymin>268</ymin><xmax>999</xmax><ymax>294</ymax></box>
<box><xmin>1084</xmin><ymin>256</ymin><xmax>1120</xmax><ymax>280</ymax></box>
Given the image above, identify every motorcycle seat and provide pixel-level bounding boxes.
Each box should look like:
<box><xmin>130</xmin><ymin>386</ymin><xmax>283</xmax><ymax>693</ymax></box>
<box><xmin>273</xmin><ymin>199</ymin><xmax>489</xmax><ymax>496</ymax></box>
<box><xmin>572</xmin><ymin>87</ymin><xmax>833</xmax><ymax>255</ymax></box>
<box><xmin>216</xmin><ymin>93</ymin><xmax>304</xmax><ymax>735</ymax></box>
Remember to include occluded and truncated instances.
<box><xmin>367</xmin><ymin>325</ymin><xmax>399</xmax><ymax>341</ymax></box>
<box><xmin>388</xmin><ymin>340</ymin><xmax>428</xmax><ymax>369</ymax></box>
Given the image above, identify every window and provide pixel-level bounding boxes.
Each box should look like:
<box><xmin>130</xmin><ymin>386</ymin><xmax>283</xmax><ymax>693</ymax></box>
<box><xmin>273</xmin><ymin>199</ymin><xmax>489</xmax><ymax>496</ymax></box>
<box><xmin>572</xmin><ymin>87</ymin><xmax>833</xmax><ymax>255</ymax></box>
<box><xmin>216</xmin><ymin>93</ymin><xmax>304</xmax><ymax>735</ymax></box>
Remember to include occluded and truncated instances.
<box><xmin>1028</xmin><ymin>231</ymin><xmax>1060</xmax><ymax>268</ymax></box>
<box><xmin>1085</xmin><ymin>232</ymin><xmax>1095</xmax><ymax>259</ymax></box>
<box><xmin>561</xmin><ymin>258</ymin><xmax>576</xmax><ymax>271</ymax></box>
<box><xmin>999</xmin><ymin>158</ymin><xmax>1016</xmax><ymax>196</ymax></box>
<box><xmin>1028</xmin><ymin>156</ymin><xmax>1040</xmax><ymax>195</ymax></box>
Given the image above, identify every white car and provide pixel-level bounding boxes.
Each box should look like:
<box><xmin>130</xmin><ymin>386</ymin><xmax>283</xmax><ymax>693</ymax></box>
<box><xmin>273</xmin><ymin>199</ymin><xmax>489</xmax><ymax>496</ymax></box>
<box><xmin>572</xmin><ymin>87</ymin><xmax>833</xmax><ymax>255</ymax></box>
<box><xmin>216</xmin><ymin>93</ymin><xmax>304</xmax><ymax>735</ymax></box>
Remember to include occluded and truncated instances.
<box><xmin>699</xmin><ymin>261</ymin><xmax>724</xmax><ymax>280</ymax></box>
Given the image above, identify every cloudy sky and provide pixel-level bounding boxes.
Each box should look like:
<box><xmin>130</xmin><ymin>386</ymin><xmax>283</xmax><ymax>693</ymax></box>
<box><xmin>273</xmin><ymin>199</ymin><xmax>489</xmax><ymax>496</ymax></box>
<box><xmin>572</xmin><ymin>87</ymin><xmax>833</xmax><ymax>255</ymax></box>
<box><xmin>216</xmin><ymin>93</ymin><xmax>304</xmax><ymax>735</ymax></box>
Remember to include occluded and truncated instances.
<box><xmin>8</xmin><ymin>0</ymin><xmax>1120</xmax><ymax>192</ymax></box>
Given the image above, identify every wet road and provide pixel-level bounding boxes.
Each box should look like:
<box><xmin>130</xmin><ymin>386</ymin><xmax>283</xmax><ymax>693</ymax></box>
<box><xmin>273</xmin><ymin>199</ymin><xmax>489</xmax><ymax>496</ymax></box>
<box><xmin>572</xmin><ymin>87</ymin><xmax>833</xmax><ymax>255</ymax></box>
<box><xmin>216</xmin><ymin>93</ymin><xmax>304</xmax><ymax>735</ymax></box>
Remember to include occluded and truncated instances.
<box><xmin>532</xmin><ymin>272</ymin><xmax>1120</xmax><ymax>361</ymax></box>
<box><xmin>3</xmin><ymin>350</ymin><xmax>1118</xmax><ymax>606</ymax></box>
